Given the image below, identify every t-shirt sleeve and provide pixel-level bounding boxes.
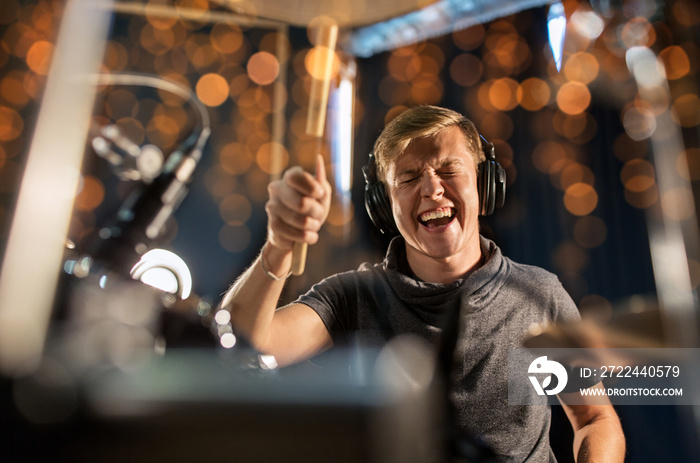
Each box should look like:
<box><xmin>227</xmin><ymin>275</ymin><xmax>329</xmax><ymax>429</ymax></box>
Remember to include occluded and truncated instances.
<box><xmin>294</xmin><ymin>272</ymin><xmax>355</xmax><ymax>344</ymax></box>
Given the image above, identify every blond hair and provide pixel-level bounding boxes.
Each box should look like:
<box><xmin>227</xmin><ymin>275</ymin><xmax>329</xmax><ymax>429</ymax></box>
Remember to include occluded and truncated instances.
<box><xmin>372</xmin><ymin>105</ymin><xmax>484</xmax><ymax>181</ymax></box>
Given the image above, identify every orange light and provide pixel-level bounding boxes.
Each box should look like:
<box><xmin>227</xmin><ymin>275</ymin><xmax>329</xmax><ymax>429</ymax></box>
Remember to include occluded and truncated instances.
<box><xmin>556</xmin><ymin>82</ymin><xmax>591</xmax><ymax>115</ymax></box>
<box><xmin>256</xmin><ymin>141</ymin><xmax>288</xmax><ymax>175</ymax></box>
<box><xmin>25</xmin><ymin>40</ymin><xmax>53</xmax><ymax>75</ymax></box>
<box><xmin>210</xmin><ymin>23</ymin><xmax>244</xmax><ymax>54</ymax></box>
<box><xmin>564</xmin><ymin>182</ymin><xmax>598</xmax><ymax>215</ymax></box>
<box><xmin>219</xmin><ymin>142</ymin><xmax>252</xmax><ymax>176</ymax></box>
<box><xmin>247</xmin><ymin>51</ymin><xmax>280</xmax><ymax>86</ymax></box>
<box><xmin>672</xmin><ymin>94</ymin><xmax>700</xmax><ymax>128</ymax></box>
<box><xmin>196</xmin><ymin>73</ymin><xmax>229</xmax><ymax>107</ymax></box>
<box><xmin>659</xmin><ymin>45</ymin><xmax>690</xmax><ymax>80</ymax></box>
<box><xmin>532</xmin><ymin>141</ymin><xmax>567</xmax><ymax>174</ymax></box>
<box><xmin>517</xmin><ymin>78</ymin><xmax>550</xmax><ymax>111</ymax></box>
<box><xmin>560</xmin><ymin>163</ymin><xmax>595</xmax><ymax>190</ymax></box>
<box><xmin>219</xmin><ymin>193</ymin><xmax>252</xmax><ymax>226</ymax></box>
<box><xmin>620</xmin><ymin>17</ymin><xmax>656</xmax><ymax>49</ymax></box>
<box><xmin>672</xmin><ymin>0</ymin><xmax>700</xmax><ymax>26</ymax></box>
<box><xmin>74</xmin><ymin>176</ymin><xmax>105</xmax><ymax>212</ymax></box>
<box><xmin>304</xmin><ymin>47</ymin><xmax>338</xmax><ymax>81</ymax></box>
<box><xmin>681</xmin><ymin>148</ymin><xmax>700</xmax><ymax>181</ymax></box>
<box><xmin>204</xmin><ymin>165</ymin><xmax>238</xmax><ymax>198</ymax></box>
<box><xmin>563</xmin><ymin>52</ymin><xmax>599</xmax><ymax>84</ymax></box>
<box><xmin>452</xmin><ymin>24</ymin><xmax>486</xmax><ymax>51</ymax></box>
<box><xmin>410</xmin><ymin>75</ymin><xmax>443</xmax><ymax>105</ymax></box>
<box><xmin>573</xmin><ymin>216</ymin><xmax>607</xmax><ymax>249</ymax></box>
<box><xmin>449</xmin><ymin>53</ymin><xmax>482</xmax><ymax>87</ymax></box>
<box><xmin>661</xmin><ymin>188</ymin><xmax>695</xmax><ymax>220</ymax></box>
<box><xmin>488</xmin><ymin>77</ymin><xmax>519</xmax><ymax>111</ymax></box>
<box><xmin>0</xmin><ymin>106</ymin><xmax>23</xmax><ymax>141</ymax></box>
<box><xmin>388</xmin><ymin>51</ymin><xmax>421</xmax><ymax>82</ymax></box>
<box><xmin>0</xmin><ymin>71</ymin><xmax>30</xmax><ymax>107</ymax></box>
<box><xmin>621</xmin><ymin>159</ymin><xmax>655</xmax><ymax>192</ymax></box>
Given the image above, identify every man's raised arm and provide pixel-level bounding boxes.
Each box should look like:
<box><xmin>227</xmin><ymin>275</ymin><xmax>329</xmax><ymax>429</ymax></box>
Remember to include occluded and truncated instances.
<box><xmin>219</xmin><ymin>155</ymin><xmax>333</xmax><ymax>366</ymax></box>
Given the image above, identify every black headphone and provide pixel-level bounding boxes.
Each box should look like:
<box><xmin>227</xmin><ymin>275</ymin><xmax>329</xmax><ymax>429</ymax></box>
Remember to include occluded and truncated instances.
<box><xmin>362</xmin><ymin>134</ymin><xmax>506</xmax><ymax>235</ymax></box>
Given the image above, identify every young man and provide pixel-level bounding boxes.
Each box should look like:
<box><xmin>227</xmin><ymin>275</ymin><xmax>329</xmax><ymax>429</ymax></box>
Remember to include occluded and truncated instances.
<box><xmin>220</xmin><ymin>106</ymin><xmax>625</xmax><ymax>462</ymax></box>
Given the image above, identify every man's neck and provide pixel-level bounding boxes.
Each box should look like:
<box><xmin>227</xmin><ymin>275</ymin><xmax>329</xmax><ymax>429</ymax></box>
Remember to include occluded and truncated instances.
<box><xmin>405</xmin><ymin>241</ymin><xmax>483</xmax><ymax>284</ymax></box>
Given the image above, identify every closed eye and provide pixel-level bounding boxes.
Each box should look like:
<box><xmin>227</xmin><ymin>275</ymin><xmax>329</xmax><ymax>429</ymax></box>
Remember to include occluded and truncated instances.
<box><xmin>438</xmin><ymin>169</ymin><xmax>458</xmax><ymax>177</ymax></box>
<box><xmin>399</xmin><ymin>176</ymin><xmax>419</xmax><ymax>185</ymax></box>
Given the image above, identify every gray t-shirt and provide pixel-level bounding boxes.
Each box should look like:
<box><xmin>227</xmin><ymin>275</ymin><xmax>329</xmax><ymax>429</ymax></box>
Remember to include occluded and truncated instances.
<box><xmin>296</xmin><ymin>236</ymin><xmax>581</xmax><ymax>462</ymax></box>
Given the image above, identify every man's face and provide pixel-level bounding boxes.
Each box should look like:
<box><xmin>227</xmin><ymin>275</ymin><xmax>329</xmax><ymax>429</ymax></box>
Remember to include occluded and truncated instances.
<box><xmin>385</xmin><ymin>126</ymin><xmax>481</xmax><ymax>262</ymax></box>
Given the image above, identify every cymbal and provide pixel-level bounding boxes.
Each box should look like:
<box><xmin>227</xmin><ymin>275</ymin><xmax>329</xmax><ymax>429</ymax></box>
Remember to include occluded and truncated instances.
<box><xmin>215</xmin><ymin>0</ymin><xmax>436</xmax><ymax>28</ymax></box>
<box><xmin>523</xmin><ymin>306</ymin><xmax>668</xmax><ymax>350</ymax></box>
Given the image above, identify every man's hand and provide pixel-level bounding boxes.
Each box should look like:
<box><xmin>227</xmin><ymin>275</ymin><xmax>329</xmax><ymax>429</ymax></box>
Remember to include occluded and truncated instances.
<box><xmin>265</xmin><ymin>154</ymin><xmax>332</xmax><ymax>252</ymax></box>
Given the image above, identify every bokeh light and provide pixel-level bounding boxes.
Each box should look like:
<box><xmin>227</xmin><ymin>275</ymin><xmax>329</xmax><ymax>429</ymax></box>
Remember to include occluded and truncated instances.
<box><xmin>256</xmin><ymin>141</ymin><xmax>288</xmax><ymax>175</ymax></box>
<box><xmin>563</xmin><ymin>52</ymin><xmax>599</xmax><ymax>84</ymax></box>
<box><xmin>532</xmin><ymin>141</ymin><xmax>567</xmax><ymax>174</ymax></box>
<box><xmin>0</xmin><ymin>70</ymin><xmax>31</xmax><ymax>107</ymax></box>
<box><xmin>449</xmin><ymin>53</ymin><xmax>483</xmax><ymax>87</ymax></box>
<box><xmin>247</xmin><ymin>51</ymin><xmax>280</xmax><ymax>85</ymax></box>
<box><xmin>488</xmin><ymin>78</ymin><xmax>519</xmax><ymax>111</ymax></box>
<box><xmin>0</xmin><ymin>106</ymin><xmax>23</xmax><ymax>141</ymax></box>
<box><xmin>672</xmin><ymin>0</ymin><xmax>700</xmax><ymax>27</ymax></box>
<box><xmin>25</xmin><ymin>39</ymin><xmax>52</xmax><ymax>75</ymax></box>
<box><xmin>621</xmin><ymin>159</ymin><xmax>655</xmax><ymax>193</ymax></box>
<box><xmin>620</xmin><ymin>17</ymin><xmax>656</xmax><ymax>49</ymax></box>
<box><xmin>622</xmin><ymin>104</ymin><xmax>656</xmax><ymax>141</ymax></box>
<box><xmin>564</xmin><ymin>182</ymin><xmax>598</xmax><ymax>216</ymax></box>
<box><xmin>452</xmin><ymin>24</ymin><xmax>485</xmax><ymax>51</ymax></box>
<box><xmin>681</xmin><ymin>148</ymin><xmax>700</xmax><ymax>181</ymax></box>
<box><xmin>659</xmin><ymin>45</ymin><xmax>690</xmax><ymax>80</ymax></box>
<box><xmin>219</xmin><ymin>141</ymin><xmax>252</xmax><ymax>176</ymax></box>
<box><xmin>210</xmin><ymin>23</ymin><xmax>243</xmax><ymax>54</ymax></box>
<box><xmin>74</xmin><ymin>176</ymin><xmax>105</xmax><ymax>212</ymax></box>
<box><xmin>556</xmin><ymin>81</ymin><xmax>591</xmax><ymax>115</ymax></box>
<box><xmin>671</xmin><ymin>94</ymin><xmax>700</xmax><ymax>128</ymax></box>
<box><xmin>196</xmin><ymin>72</ymin><xmax>229</xmax><ymax>107</ymax></box>
<box><xmin>553</xmin><ymin>241</ymin><xmax>589</xmax><ymax>273</ymax></box>
<box><xmin>661</xmin><ymin>187</ymin><xmax>696</xmax><ymax>221</ymax></box>
<box><xmin>573</xmin><ymin>216</ymin><xmax>607</xmax><ymax>249</ymax></box>
<box><xmin>219</xmin><ymin>193</ymin><xmax>252</xmax><ymax>226</ymax></box>
<box><xmin>517</xmin><ymin>78</ymin><xmax>550</xmax><ymax>111</ymax></box>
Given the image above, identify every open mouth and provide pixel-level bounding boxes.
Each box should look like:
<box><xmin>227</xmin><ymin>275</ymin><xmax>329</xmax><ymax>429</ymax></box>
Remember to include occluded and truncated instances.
<box><xmin>419</xmin><ymin>207</ymin><xmax>456</xmax><ymax>229</ymax></box>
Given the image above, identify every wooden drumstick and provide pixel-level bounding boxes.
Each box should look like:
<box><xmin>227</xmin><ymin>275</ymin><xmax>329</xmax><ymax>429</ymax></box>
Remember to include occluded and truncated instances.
<box><xmin>291</xmin><ymin>16</ymin><xmax>338</xmax><ymax>276</ymax></box>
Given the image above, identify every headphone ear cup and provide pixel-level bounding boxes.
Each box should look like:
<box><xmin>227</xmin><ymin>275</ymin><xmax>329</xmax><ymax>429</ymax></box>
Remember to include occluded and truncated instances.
<box><xmin>478</xmin><ymin>159</ymin><xmax>496</xmax><ymax>216</ymax></box>
<box><xmin>477</xmin><ymin>134</ymin><xmax>506</xmax><ymax>216</ymax></box>
<box><xmin>369</xmin><ymin>181</ymin><xmax>396</xmax><ymax>234</ymax></box>
<box><xmin>363</xmin><ymin>155</ymin><xmax>398</xmax><ymax>234</ymax></box>
<box><xmin>494</xmin><ymin>163</ymin><xmax>506</xmax><ymax>209</ymax></box>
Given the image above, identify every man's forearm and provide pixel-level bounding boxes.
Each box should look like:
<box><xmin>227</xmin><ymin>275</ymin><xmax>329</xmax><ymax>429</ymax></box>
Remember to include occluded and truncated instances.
<box><xmin>572</xmin><ymin>412</ymin><xmax>626</xmax><ymax>463</ymax></box>
<box><xmin>220</xmin><ymin>243</ymin><xmax>292</xmax><ymax>350</ymax></box>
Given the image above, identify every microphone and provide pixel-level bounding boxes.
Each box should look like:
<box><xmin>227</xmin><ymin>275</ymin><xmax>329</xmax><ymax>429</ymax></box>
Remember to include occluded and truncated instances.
<box><xmin>78</xmin><ymin>73</ymin><xmax>211</xmax><ymax>277</ymax></box>
<box><xmin>85</xmin><ymin>126</ymin><xmax>211</xmax><ymax>276</ymax></box>
<box><xmin>91</xmin><ymin>123</ymin><xmax>164</xmax><ymax>182</ymax></box>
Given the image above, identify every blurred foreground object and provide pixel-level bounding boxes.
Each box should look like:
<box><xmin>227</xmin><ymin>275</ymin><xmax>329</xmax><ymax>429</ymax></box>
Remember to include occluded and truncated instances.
<box><xmin>0</xmin><ymin>0</ymin><xmax>113</xmax><ymax>377</ymax></box>
<box><xmin>13</xmin><ymin>334</ymin><xmax>447</xmax><ymax>463</ymax></box>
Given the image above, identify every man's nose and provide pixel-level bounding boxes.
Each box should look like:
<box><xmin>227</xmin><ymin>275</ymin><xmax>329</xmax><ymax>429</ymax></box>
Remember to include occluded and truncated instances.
<box><xmin>421</xmin><ymin>172</ymin><xmax>444</xmax><ymax>199</ymax></box>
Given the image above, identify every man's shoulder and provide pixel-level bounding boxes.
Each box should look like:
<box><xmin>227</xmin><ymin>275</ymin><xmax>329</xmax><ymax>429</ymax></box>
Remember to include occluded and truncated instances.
<box><xmin>505</xmin><ymin>257</ymin><xmax>560</xmax><ymax>283</ymax></box>
<box><xmin>312</xmin><ymin>261</ymin><xmax>384</xmax><ymax>289</ymax></box>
